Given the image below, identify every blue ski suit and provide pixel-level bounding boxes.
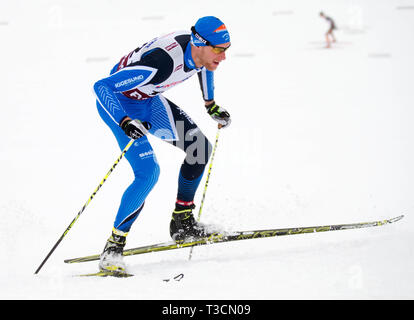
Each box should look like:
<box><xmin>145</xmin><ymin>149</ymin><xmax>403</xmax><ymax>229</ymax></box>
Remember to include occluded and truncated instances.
<box><xmin>94</xmin><ymin>31</ymin><xmax>214</xmax><ymax>232</ymax></box>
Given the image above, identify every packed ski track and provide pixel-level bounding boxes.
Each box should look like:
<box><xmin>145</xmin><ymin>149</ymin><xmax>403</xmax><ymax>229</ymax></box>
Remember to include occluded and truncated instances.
<box><xmin>1</xmin><ymin>0</ymin><xmax>413</xmax><ymax>300</ymax></box>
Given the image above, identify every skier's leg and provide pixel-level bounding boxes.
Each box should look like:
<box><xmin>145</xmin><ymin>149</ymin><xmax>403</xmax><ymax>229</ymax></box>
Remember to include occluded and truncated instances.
<box><xmin>325</xmin><ymin>32</ymin><xmax>331</xmax><ymax>48</ymax></box>
<box><xmin>146</xmin><ymin>96</ymin><xmax>213</xmax><ymax>240</ymax></box>
<box><xmin>147</xmin><ymin>95</ymin><xmax>212</xmax><ymax>205</ymax></box>
<box><xmin>96</xmin><ymin>100</ymin><xmax>160</xmax><ymax>271</ymax></box>
<box><xmin>97</xmin><ymin>100</ymin><xmax>160</xmax><ymax>233</ymax></box>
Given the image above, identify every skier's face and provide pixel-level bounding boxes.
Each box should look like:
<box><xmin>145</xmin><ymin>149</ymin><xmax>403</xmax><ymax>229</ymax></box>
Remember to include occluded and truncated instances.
<box><xmin>194</xmin><ymin>43</ymin><xmax>230</xmax><ymax>71</ymax></box>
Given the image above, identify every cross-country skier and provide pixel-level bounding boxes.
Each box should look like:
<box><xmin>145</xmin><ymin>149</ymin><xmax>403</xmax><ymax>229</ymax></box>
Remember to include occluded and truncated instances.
<box><xmin>93</xmin><ymin>16</ymin><xmax>231</xmax><ymax>273</ymax></box>
<box><xmin>320</xmin><ymin>12</ymin><xmax>337</xmax><ymax>48</ymax></box>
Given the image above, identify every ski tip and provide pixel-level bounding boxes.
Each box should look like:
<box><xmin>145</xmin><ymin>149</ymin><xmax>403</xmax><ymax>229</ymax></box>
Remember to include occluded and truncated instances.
<box><xmin>390</xmin><ymin>215</ymin><xmax>404</xmax><ymax>223</ymax></box>
<box><xmin>64</xmin><ymin>259</ymin><xmax>77</xmax><ymax>264</ymax></box>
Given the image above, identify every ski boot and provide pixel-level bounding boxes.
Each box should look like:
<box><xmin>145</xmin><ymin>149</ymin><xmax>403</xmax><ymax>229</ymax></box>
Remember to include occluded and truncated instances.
<box><xmin>99</xmin><ymin>228</ymin><xmax>127</xmax><ymax>273</ymax></box>
<box><xmin>169</xmin><ymin>201</ymin><xmax>211</xmax><ymax>242</ymax></box>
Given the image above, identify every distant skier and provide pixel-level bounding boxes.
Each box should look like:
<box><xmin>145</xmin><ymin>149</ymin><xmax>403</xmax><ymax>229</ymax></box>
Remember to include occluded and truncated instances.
<box><xmin>320</xmin><ymin>11</ymin><xmax>337</xmax><ymax>48</ymax></box>
<box><xmin>93</xmin><ymin>16</ymin><xmax>231</xmax><ymax>273</ymax></box>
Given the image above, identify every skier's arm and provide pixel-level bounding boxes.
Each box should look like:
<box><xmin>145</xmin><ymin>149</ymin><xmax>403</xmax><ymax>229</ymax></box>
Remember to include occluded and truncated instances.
<box><xmin>197</xmin><ymin>68</ymin><xmax>231</xmax><ymax>128</ymax></box>
<box><xmin>197</xmin><ymin>68</ymin><xmax>214</xmax><ymax>102</ymax></box>
<box><xmin>93</xmin><ymin>66</ymin><xmax>157</xmax><ymax>125</ymax></box>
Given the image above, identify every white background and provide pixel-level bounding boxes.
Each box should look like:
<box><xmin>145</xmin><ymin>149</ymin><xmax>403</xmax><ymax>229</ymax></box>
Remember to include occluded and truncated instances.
<box><xmin>1</xmin><ymin>0</ymin><xmax>413</xmax><ymax>299</ymax></box>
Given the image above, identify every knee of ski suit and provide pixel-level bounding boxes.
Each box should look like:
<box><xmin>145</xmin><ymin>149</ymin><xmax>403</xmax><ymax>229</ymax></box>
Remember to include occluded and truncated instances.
<box><xmin>132</xmin><ymin>154</ymin><xmax>160</xmax><ymax>188</ymax></box>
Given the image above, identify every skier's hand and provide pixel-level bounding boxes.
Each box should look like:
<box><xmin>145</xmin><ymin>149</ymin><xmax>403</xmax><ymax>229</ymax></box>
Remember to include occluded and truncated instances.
<box><xmin>205</xmin><ymin>101</ymin><xmax>231</xmax><ymax>129</ymax></box>
<box><xmin>120</xmin><ymin>117</ymin><xmax>151</xmax><ymax>139</ymax></box>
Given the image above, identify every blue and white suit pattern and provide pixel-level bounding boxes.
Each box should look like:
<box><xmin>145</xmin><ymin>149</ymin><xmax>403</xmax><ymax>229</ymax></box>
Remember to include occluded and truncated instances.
<box><xmin>94</xmin><ymin>31</ymin><xmax>214</xmax><ymax>232</ymax></box>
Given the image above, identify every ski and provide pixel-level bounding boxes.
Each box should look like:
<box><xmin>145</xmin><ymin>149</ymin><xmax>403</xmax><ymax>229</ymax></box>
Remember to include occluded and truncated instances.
<box><xmin>76</xmin><ymin>270</ymin><xmax>134</xmax><ymax>278</ymax></box>
<box><xmin>65</xmin><ymin>215</ymin><xmax>404</xmax><ymax>264</ymax></box>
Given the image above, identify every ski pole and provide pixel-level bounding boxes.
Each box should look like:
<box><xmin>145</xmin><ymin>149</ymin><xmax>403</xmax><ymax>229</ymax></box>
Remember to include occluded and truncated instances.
<box><xmin>34</xmin><ymin>139</ymin><xmax>135</xmax><ymax>274</ymax></box>
<box><xmin>188</xmin><ymin>126</ymin><xmax>221</xmax><ymax>260</ymax></box>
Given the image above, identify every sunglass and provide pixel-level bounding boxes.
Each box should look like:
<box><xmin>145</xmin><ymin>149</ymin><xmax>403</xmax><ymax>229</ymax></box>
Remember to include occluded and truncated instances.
<box><xmin>210</xmin><ymin>44</ymin><xmax>231</xmax><ymax>54</ymax></box>
<box><xmin>191</xmin><ymin>26</ymin><xmax>230</xmax><ymax>54</ymax></box>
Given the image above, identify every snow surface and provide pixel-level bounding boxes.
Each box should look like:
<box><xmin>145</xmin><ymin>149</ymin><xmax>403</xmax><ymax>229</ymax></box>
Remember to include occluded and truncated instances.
<box><xmin>1</xmin><ymin>0</ymin><xmax>413</xmax><ymax>300</ymax></box>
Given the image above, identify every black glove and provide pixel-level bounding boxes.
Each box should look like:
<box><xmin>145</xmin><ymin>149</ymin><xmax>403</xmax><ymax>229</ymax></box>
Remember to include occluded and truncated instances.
<box><xmin>205</xmin><ymin>101</ymin><xmax>231</xmax><ymax>128</ymax></box>
<box><xmin>120</xmin><ymin>117</ymin><xmax>151</xmax><ymax>139</ymax></box>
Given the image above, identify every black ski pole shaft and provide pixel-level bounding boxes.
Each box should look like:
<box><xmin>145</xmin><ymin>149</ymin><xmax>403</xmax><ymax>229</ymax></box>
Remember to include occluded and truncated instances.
<box><xmin>188</xmin><ymin>126</ymin><xmax>221</xmax><ymax>260</ymax></box>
